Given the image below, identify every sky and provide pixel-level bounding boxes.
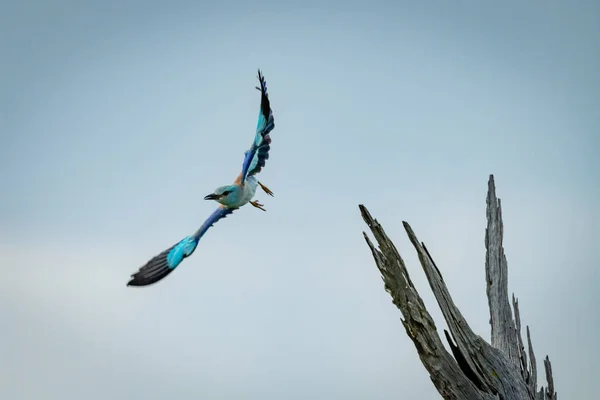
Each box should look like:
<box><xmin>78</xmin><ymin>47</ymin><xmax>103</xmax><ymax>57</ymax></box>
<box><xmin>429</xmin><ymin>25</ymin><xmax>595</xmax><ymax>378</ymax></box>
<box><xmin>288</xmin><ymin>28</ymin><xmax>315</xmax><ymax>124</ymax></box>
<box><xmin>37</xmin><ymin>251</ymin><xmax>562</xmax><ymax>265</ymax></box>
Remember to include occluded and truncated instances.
<box><xmin>1</xmin><ymin>0</ymin><xmax>598</xmax><ymax>399</ymax></box>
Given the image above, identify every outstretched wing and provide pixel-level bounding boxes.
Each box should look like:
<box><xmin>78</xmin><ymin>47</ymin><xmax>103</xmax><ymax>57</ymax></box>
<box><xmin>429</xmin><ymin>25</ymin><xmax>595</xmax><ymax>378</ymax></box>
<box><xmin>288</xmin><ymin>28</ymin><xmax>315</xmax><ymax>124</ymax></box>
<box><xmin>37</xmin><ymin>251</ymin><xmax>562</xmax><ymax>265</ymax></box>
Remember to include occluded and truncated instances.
<box><xmin>239</xmin><ymin>69</ymin><xmax>275</xmax><ymax>183</ymax></box>
<box><xmin>127</xmin><ymin>206</ymin><xmax>235</xmax><ymax>287</ymax></box>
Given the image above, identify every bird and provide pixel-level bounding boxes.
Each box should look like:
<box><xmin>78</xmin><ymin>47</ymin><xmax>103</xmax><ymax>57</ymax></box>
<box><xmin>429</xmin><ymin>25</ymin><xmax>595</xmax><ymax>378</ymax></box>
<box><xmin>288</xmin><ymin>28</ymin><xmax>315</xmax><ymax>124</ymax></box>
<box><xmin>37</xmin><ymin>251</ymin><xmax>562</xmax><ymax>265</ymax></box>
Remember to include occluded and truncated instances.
<box><xmin>126</xmin><ymin>69</ymin><xmax>275</xmax><ymax>287</ymax></box>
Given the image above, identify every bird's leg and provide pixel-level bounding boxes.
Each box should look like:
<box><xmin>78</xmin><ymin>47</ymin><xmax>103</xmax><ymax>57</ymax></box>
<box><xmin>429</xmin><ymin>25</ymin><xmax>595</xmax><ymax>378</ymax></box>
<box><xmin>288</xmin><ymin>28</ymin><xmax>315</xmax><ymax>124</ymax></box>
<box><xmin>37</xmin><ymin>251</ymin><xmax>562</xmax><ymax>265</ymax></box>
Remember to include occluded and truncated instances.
<box><xmin>258</xmin><ymin>181</ymin><xmax>274</xmax><ymax>197</ymax></box>
<box><xmin>250</xmin><ymin>200</ymin><xmax>267</xmax><ymax>212</ymax></box>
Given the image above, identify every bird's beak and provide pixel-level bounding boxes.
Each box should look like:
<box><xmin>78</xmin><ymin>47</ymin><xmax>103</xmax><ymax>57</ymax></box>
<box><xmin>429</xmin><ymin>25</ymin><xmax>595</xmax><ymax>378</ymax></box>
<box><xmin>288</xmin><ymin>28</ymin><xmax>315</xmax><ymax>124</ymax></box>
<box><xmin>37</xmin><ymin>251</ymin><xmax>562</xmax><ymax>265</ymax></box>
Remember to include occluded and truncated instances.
<box><xmin>204</xmin><ymin>193</ymin><xmax>221</xmax><ymax>201</ymax></box>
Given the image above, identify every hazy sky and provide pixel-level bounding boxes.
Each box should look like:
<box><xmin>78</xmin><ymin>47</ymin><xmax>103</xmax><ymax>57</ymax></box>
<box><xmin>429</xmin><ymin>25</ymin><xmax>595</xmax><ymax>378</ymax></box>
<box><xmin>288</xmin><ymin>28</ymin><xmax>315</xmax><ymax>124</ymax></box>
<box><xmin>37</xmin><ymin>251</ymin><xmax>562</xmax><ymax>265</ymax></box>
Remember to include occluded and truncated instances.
<box><xmin>1</xmin><ymin>1</ymin><xmax>598</xmax><ymax>399</ymax></box>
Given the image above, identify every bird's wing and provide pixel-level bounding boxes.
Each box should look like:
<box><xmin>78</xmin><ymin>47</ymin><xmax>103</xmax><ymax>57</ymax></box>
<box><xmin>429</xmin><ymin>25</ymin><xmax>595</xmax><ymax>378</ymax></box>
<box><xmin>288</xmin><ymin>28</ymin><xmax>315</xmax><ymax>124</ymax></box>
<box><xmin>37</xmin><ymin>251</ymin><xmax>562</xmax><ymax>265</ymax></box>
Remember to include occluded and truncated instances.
<box><xmin>239</xmin><ymin>69</ymin><xmax>275</xmax><ymax>183</ymax></box>
<box><xmin>127</xmin><ymin>206</ymin><xmax>235</xmax><ymax>287</ymax></box>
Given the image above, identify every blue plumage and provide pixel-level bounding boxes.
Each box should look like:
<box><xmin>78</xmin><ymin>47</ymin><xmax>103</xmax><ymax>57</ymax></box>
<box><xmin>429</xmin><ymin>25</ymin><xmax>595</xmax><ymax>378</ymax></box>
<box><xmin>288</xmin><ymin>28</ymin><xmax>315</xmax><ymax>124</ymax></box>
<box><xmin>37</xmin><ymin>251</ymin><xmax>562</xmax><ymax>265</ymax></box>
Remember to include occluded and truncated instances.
<box><xmin>127</xmin><ymin>207</ymin><xmax>234</xmax><ymax>287</ymax></box>
<box><xmin>126</xmin><ymin>240</ymin><xmax>189</xmax><ymax>287</ymax></box>
<box><xmin>191</xmin><ymin>206</ymin><xmax>235</xmax><ymax>240</ymax></box>
<box><xmin>166</xmin><ymin>236</ymin><xmax>197</xmax><ymax>268</ymax></box>
<box><xmin>240</xmin><ymin>70</ymin><xmax>275</xmax><ymax>183</ymax></box>
<box><xmin>127</xmin><ymin>69</ymin><xmax>275</xmax><ymax>288</ymax></box>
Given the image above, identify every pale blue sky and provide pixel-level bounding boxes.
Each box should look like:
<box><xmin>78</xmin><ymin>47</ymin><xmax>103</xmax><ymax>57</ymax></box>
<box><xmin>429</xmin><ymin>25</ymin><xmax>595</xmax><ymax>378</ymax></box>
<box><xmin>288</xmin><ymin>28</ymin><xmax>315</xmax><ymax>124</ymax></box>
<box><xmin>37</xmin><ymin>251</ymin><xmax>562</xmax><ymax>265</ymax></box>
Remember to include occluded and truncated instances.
<box><xmin>1</xmin><ymin>1</ymin><xmax>598</xmax><ymax>399</ymax></box>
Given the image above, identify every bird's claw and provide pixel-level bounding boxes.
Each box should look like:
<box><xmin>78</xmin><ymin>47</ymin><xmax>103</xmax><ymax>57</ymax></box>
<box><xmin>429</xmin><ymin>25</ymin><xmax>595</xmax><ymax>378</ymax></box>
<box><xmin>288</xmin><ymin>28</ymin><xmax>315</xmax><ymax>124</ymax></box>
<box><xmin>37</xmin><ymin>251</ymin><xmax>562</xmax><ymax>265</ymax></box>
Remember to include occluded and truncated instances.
<box><xmin>258</xmin><ymin>181</ymin><xmax>274</xmax><ymax>197</ymax></box>
<box><xmin>250</xmin><ymin>200</ymin><xmax>267</xmax><ymax>212</ymax></box>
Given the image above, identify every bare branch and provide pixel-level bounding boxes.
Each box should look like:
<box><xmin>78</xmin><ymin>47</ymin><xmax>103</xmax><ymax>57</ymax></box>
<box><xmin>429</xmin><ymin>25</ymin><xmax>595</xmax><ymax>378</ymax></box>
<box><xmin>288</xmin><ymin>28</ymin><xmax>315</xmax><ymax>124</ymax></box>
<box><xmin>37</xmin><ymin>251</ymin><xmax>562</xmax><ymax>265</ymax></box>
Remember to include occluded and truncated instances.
<box><xmin>358</xmin><ymin>174</ymin><xmax>557</xmax><ymax>399</ymax></box>
<box><xmin>403</xmin><ymin>221</ymin><xmax>530</xmax><ymax>399</ymax></box>
<box><xmin>485</xmin><ymin>176</ymin><xmax>520</xmax><ymax>364</ymax></box>
<box><xmin>512</xmin><ymin>295</ymin><xmax>531</xmax><ymax>390</ymax></box>
<box><xmin>527</xmin><ymin>327</ymin><xmax>537</xmax><ymax>395</ymax></box>
<box><xmin>544</xmin><ymin>356</ymin><xmax>557</xmax><ymax>400</ymax></box>
<box><xmin>360</xmin><ymin>205</ymin><xmax>493</xmax><ymax>400</ymax></box>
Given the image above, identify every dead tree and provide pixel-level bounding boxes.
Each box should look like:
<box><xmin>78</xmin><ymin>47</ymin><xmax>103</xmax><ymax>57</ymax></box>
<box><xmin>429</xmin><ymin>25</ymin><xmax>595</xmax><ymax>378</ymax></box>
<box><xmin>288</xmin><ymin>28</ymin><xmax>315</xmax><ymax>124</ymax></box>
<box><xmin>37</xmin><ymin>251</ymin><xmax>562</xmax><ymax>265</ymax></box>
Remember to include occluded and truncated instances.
<box><xmin>359</xmin><ymin>175</ymin><xmax>556</xmax><ymax>400</ymax></box>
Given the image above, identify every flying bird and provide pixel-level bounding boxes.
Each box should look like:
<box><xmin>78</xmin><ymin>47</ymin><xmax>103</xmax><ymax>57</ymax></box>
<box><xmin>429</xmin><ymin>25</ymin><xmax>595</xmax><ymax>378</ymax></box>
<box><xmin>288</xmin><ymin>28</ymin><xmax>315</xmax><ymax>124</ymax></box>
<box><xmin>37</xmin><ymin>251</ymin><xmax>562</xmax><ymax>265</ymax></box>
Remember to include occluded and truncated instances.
<box><xmin>127</xmin><ymin>70</ymin><xmax>276</xmax><ymax>287</ymax></box>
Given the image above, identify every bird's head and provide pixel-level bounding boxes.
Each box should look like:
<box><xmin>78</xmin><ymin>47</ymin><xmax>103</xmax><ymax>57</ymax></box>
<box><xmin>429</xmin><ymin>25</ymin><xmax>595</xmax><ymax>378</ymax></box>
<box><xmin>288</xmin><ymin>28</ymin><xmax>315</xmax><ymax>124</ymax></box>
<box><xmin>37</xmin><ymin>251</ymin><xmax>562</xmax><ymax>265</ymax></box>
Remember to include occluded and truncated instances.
<box><xmin>204</xmin><ymin>185</ymin><xmax>241</xmax><ymax>207</ymax></box>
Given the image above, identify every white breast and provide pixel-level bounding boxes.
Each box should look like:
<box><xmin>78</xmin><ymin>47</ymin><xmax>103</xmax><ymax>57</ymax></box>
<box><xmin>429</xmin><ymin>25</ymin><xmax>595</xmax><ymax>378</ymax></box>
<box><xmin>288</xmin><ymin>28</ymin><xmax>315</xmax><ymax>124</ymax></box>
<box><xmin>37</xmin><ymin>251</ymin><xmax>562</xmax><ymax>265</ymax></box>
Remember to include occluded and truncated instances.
<box><xmin>236</xmin><ymin>176</ymin><xmax>258</xmax><ymax>207</ymax></box>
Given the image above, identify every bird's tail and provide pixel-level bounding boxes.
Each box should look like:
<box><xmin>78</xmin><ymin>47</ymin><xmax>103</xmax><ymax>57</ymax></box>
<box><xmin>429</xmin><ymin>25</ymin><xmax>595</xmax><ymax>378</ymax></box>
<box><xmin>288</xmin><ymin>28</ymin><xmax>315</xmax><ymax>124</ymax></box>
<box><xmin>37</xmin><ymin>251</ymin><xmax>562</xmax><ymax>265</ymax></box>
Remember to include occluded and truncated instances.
<box><xmin>127</xmin><ymin>236</ymin><xmax>198</xmax><ymax>287</ymax></box>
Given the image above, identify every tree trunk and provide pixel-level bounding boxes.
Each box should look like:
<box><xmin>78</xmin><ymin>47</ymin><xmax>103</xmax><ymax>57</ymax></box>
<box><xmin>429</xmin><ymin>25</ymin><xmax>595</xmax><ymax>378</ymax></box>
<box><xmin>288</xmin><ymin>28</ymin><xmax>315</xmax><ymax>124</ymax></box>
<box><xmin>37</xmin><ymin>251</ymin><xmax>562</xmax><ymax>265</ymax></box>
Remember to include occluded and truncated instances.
<box><xmin>359</xmin><ymin>175</ymin><xmax>556</xmax><ymax>400</ymax></box>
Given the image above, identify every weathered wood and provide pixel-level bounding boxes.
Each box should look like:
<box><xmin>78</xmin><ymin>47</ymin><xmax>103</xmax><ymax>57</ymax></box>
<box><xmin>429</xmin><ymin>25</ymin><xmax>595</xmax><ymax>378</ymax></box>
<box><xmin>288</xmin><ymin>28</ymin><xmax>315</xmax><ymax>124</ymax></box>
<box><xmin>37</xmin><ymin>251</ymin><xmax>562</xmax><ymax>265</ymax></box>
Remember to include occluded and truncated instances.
<box><xmin>360</xmin><ymin>174</ymin><xmax>556</xmax><ymax>399</ymax></box>
<box><xmin>486</xmin><ymin>177</ymin><xmax>520</xmax><ymax>365</ymax></box>
<box><xmin>360</xmin><ymin>206</ymin><xmax>494</xmax><ymax>400</ymax></box>
<box><xmin>527</xmin><ymin>326</ymin><xmax>537</xmax><ymax>396</ymax></box>
<box><xmin>543</xmin><ymin>356</ymin><xmax>557</xmax><ymax>400</ymax></box>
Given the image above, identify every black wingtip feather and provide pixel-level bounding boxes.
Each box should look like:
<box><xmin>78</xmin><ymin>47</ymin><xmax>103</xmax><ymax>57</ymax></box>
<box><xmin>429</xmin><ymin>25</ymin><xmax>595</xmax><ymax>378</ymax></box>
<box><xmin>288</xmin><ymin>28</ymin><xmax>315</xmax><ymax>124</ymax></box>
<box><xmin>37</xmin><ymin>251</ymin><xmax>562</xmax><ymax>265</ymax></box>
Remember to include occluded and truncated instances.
<box><xmin>246</xmin><ymin>69</ymin><xmax>275</xmax><ymax>179</ymax></box>
<box><xmin>127</xmin><ymin>246</ymin><xmax>177</xmax><ymax>287</ymax></box>
<box><xmin>256</xmin><ymin>69</ymin><xmax>270</xmax><ymax>117</ymax></box>
<box><xmin>257</xmin><ymin>68</ymin><xmax>264</xmax><ymax>85</ymax></box>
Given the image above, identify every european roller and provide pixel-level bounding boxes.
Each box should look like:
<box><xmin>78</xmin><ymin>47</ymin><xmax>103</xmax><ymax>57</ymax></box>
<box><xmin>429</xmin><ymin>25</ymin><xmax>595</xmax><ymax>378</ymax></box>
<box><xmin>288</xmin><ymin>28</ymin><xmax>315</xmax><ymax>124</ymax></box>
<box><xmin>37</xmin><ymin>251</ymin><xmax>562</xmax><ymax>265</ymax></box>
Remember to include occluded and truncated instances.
<box><xmin>127</xmin><ymin>70</ymin><xmax>275</xmax><ymax>287</ymax></box>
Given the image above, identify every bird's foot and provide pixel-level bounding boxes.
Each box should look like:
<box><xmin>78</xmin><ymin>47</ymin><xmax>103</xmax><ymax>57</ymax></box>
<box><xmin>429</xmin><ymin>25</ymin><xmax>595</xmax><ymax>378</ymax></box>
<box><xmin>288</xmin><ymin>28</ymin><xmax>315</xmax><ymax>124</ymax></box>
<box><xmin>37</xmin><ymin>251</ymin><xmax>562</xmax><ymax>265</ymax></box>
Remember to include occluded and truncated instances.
<box><xmin>250</xmin><ymin>200</ymin><xmax>267</xmax><ymax>212</ymax></box>
<box><xmin>258</xmin><ymin>181</ymin><xmax>274</xmax><ymax>197</ymax></box>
